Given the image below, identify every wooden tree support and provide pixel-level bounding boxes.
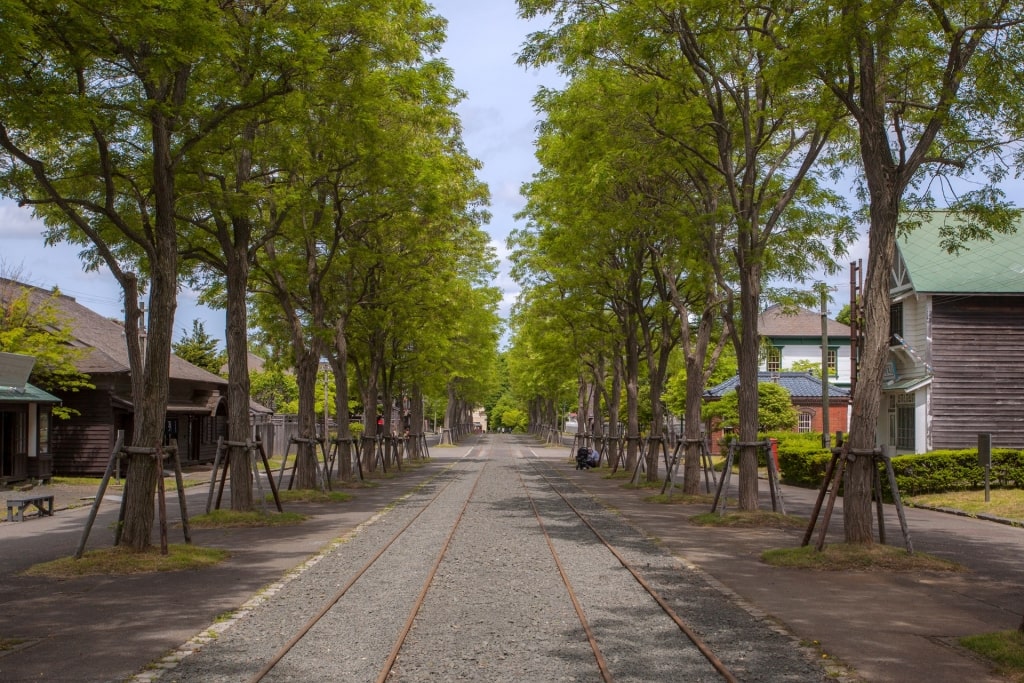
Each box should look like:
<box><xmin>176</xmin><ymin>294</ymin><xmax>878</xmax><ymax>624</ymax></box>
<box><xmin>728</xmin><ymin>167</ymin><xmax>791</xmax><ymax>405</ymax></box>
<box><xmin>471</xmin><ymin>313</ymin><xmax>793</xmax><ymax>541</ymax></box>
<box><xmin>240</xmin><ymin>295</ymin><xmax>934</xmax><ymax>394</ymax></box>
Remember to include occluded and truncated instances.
<box><xmin>206</xmin><ymin>434</ymin><xmax>283</xmax><ymax>514</ymax></box>
<box><xmin>77</xmin><ymin>433</ymin><xmax>190</xmax><ymax>558</ymax></box>
<box><xmin>438</xmin><ymin>428</ymin><xmax>453</xmax><ymax>445</ymax></box>
<box><xmin>327</xmin><ymin>437</ymin><xmax>361</xmax><ymax>482</ymax></box>
<box><xmin>661</xmin><ymin>436</ymin><xmax>717</xmax><ymax>497</ymax></box>
<box><xmin>710</xmin><ymin>439</ymin><xmax>785</xmax><ymax>516</ymax></box>
<box><xmin>628</xmin><ymin>436</ymin><xmax>648</xmax><ymax>485</ymax></box>
<box><xmin>710</xmin><ymin>440</ymin><xmax>736</xmax><ymax>515</ymax></box>
<box><xmin>276</xmin><ymin>436</ymin><xmax>330</xmax><ymax>492</ymax></box>
<box><xmin>802</xmin><ymin>442</ymin><xmax>913</xmax><ymax>553</ymax></box>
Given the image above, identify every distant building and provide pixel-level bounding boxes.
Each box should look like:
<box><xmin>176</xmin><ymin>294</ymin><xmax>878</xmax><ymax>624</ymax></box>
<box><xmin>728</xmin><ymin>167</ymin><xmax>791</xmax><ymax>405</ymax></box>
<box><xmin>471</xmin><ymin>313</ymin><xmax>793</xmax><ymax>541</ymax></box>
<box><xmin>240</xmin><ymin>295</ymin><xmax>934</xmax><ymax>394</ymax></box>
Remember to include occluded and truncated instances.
<box><xmin>704</xmin><ymin>371</ymin><xmax>850</xmax><ymax>452</ymax></box>
<box><xmin>758</xmin><ymin>304</ymin><xmax>853</xmax><ymax>387</ymax></box>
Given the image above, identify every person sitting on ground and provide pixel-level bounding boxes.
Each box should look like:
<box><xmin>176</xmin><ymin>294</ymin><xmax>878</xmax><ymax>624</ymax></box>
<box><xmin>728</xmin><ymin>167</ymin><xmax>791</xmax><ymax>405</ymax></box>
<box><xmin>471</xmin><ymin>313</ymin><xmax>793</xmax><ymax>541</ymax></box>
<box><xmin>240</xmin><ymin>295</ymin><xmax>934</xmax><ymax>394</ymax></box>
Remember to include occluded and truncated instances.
<box><xmin>587</xmin><ymin>447</ymin><xmax>600</xmax><ymax>468</ymax></box>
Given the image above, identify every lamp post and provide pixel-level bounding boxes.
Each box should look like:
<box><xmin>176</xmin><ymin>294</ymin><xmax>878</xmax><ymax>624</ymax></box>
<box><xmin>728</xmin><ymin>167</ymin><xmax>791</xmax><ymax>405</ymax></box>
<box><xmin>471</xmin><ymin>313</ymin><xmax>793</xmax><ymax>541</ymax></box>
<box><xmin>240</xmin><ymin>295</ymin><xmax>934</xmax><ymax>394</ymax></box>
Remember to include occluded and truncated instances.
<box><xmin>818</xmin><ymin>284</ymin><xmax>837</xmax><ymax>448</ymax></box>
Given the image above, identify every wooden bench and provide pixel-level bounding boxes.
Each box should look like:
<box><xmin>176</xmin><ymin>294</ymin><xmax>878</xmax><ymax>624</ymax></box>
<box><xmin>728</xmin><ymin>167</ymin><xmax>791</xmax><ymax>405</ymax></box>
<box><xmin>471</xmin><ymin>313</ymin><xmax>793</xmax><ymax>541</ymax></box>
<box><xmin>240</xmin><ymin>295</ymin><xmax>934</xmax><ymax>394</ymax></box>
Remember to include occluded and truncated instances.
<box><xmin>6</xmin><ymin>495</ymin><xmax>55</xmax><ymax>522</ymax></box>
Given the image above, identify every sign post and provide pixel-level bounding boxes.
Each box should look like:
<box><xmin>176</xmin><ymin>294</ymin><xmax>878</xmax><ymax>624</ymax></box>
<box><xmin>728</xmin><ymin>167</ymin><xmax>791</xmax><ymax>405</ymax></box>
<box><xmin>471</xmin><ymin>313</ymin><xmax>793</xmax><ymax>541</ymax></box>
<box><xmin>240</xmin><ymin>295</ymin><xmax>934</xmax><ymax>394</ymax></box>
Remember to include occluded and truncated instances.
<box><xmin>978</xmin><ymin>433</ymin><xmax>992</xmax><ymax>503</ymax></box>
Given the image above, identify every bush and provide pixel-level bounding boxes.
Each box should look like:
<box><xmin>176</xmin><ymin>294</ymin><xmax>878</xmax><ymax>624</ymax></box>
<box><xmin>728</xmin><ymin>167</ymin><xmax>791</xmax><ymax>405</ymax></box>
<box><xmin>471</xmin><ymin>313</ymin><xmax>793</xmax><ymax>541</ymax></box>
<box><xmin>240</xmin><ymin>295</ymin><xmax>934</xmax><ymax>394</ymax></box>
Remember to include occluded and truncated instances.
<box><xmin>889</xmin><ymin>448</ymin><xmax>1024</xmax><ymax>496</ymax></box>
<box><xmin>772</xmin><ymin>437</ymin><xmax>1024</xmax><ymax>496</ymax></box>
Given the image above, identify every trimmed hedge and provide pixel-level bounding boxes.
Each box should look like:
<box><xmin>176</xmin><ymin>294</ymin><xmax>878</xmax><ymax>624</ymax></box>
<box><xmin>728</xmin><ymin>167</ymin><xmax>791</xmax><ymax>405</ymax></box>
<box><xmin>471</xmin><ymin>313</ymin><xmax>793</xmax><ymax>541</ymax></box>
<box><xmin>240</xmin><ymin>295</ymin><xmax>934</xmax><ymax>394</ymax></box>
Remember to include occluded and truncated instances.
<box><xmin>771</xmin><ymin>432</ymin><xmax>1024</xmax><ymax>494</ymax></box>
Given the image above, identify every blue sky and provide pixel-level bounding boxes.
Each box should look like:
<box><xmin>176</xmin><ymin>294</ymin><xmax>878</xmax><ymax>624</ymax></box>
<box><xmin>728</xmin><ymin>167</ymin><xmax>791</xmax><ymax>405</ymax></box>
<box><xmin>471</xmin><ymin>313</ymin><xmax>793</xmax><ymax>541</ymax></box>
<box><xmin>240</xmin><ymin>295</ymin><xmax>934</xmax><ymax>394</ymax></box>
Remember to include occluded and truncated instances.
<box><xmin>2</xmin><ymin>1</ymin><xmax>867</xmax><ymax>345</ymax></box>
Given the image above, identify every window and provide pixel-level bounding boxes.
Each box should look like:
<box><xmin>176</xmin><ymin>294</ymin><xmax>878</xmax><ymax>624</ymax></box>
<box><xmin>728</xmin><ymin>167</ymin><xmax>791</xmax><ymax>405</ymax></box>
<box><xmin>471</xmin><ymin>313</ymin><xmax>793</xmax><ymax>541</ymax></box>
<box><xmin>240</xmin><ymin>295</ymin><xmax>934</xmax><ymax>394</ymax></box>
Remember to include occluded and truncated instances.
<box><xmin>894</xmin><ymin>393</ymin><xmax>915</xmax><ymax>450</ymax></box>
<box><xmin>798</xmin><ymin>412</ymin><xmax>813</xmax><ymax>433</ymax></box>
<box><xmin>827</xmin><ymin>348</ymin><xmax>838</xmax><ymax>377</ymax></box>
<box><xmin>890</xmin><ymin>302</ymin><xmax>904</xmax><ymax>345</ymax></box>
<box><xmin>37</xmin><ymin>408</ymin><xmax>50</xmax><ymax>456</ymax></box>
<box><xmin>766</xmin><ymin>346</ymin><xmax>782</xmax><ymax>373</ymax></box>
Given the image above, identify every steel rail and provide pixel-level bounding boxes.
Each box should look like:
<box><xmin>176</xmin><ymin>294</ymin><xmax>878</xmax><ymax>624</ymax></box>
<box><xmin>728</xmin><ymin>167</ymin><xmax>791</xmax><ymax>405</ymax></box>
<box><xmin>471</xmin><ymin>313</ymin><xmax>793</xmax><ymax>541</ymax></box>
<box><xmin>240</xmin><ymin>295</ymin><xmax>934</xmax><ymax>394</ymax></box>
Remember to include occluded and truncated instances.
<box><xmin>526</xmin><ymin>454</ymin><xmax>741</xmax><ymax>683</ymax></box>
<box><xmin>247</xmin><ymin>449</ymin><xmax>481</xmax><ymax>683</ymax></box>
<box><xmin>375</xmin><ymin>457</ymin><xmax>490</xmax><ymax>682</ymax></box>
<box><xmin>516</xmin><ymin>463</ymin><xmax>615</xmax><ymax>682</ymax></box>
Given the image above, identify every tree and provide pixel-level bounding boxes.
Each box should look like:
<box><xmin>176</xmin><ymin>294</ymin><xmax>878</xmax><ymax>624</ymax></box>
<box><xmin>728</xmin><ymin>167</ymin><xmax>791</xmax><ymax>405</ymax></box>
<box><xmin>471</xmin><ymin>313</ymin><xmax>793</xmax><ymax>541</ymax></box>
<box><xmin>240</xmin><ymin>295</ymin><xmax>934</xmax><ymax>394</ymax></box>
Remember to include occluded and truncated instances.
<box><xmin>518</xmin><ymin>0</ymin><xmax>854</xmax><ymax>503</ymax></box>
<box><xmin>172</xmin><ymin>320</ymin><xmax>225</xmax><ymax>376</ymax></box>
<box><xmin>0</xmin><ymin>2</ymin><xmax>231</xmax><ymax>549</ymax></box>
<box><xmin>702</xmin><ymin>383</ymin><xmax>799</xmax><ymax>433</ymax></box>
<box><xmin>797</xmin><ymin>0</ymin><xmax>1024</xmax><ymax>543</ymax></box>
<box><xmin>249</xmin><ymin>368</ymin><xmax>298</xmax><ymax>414</ymax></box>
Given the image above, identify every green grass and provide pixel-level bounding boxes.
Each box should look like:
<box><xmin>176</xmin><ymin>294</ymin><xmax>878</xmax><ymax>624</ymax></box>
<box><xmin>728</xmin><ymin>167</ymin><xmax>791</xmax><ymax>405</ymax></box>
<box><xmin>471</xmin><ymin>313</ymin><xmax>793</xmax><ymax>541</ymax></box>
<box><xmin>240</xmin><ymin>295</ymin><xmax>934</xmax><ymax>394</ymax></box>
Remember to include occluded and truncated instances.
<box><xmin>762</xmin><ymin>543</ymin><xmax>964</xmax><ymax>572</ymax></box>
<box><xmin>960</xmin><ymin>630</ymin><xmax>1024</xmax><ymax>681</ymax></box>
<box><xmin>189</xmin><ymin>509</ymin><xmax>307</xmax><ymax>528</ymax></box>
<box><xmin>22</xmin><ymin>544</ymin><xmax>229</xmax><ymax>578</ymax></box>
<box><xmin>691</xmin><ymin>510</ymin><xmax>807</xmax><ymax>529</ymax></box>
<box><xmin>906</xmin><ymin>489</ymin><xmax>1024</xmax><ymax>523</ymax></box>
<box><xmin>273</xmin><ymin>489</ymin><xmax>353</xmax><ymax>504</ymax></box>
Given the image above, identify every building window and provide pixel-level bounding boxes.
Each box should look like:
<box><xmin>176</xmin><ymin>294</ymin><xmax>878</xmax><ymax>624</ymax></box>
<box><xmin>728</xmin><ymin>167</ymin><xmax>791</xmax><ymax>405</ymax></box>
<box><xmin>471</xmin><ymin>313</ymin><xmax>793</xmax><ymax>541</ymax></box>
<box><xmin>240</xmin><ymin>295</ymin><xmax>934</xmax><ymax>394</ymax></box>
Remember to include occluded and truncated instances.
<box><xmin>890</xmin><ymin>302</ymin><xmax>904</xmax><ymax>345</ymax></box>
<box><xmin>798</xmin><ymin>412</ymin><xmax>813</xmax><ymax>433</ymax></box>
<box><xmin>894</xmin><ymin>393</ymin><xmax>915</xmax><ymax>450</ymax></box>
<box><xmin>766</xmin><ymin>346</ymin><xmax>782</xmax><ymax>373</ymax></box>
<box><xmin>827</xmin><ymin>348</ymin><xmax>838</xmax><ymax>377</ymax></box>
<box><xmin>37</xmin><ymin>408</ymin><xmax>50</xmax><ymax>456</ymax></box>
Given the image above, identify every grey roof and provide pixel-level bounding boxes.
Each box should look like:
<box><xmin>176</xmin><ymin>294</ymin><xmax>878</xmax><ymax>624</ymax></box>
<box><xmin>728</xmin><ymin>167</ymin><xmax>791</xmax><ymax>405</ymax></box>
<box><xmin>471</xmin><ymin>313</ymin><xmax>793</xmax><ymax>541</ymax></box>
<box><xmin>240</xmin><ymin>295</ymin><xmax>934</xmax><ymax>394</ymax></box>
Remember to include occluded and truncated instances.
<box><xmin>706</xmin><ymin>372</ymin><xmax>851</xmax><ymax>399</ymax></box>
<box><xmin>758</xmin><ymin>304</ymin><xmax>851</xmax><ymax>338</ymax></box>
<box><xmin>0</xmin><ymin>278</ymin><xmax>226</xmax><ymax>386</ymax></box>
<box><xmin>897</xmin><ymin>212</ymin><xmax>1024</xmax><ymax>294</ymax></box>
<box><xmin>0</xmin><ymin>382</ymin><xmax>61</xmax><ymax>404</ymax></box>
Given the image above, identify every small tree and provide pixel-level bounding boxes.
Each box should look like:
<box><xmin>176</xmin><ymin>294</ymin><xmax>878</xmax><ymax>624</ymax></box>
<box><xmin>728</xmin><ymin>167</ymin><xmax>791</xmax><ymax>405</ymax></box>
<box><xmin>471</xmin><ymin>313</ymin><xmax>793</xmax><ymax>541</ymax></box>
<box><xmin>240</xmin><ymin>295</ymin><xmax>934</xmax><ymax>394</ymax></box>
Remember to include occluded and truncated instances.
<box><xmin>0</xmin><ymin>280</ymin><xmax>93</xmax><ymax>418</ymax></box>
<box><xmin>172</xmin><ymin>320</ymin><xmax>225</xmax><ymax>376</ymax></box>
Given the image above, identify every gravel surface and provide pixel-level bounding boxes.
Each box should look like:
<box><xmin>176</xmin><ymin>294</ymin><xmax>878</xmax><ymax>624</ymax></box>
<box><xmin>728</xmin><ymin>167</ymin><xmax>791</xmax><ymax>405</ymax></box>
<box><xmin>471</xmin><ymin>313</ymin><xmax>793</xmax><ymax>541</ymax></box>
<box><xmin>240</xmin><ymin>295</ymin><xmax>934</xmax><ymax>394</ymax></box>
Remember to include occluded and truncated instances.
<box><xmin>159</xmin><ymin>438</ymin><xmax>832</xmax><ymax>682</ymax></box>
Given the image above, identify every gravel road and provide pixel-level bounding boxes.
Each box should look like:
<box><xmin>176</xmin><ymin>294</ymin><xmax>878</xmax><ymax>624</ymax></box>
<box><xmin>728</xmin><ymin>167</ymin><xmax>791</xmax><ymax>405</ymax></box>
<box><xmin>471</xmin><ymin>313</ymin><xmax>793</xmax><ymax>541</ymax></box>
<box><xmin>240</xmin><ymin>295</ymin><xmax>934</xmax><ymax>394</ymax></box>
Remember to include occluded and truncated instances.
<box><xmin>159</xmin><ymin>437</ymin><xmax>831</xmax><ymax>682</ymax></box>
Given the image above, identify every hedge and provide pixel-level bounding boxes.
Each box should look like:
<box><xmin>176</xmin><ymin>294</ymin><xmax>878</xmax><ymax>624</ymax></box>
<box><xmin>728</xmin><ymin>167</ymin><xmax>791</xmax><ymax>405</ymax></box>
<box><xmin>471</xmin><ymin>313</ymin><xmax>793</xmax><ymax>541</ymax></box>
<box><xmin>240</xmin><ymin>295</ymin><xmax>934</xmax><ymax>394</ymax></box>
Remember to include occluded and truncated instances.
<box><xmin>771</xmin><ymin>433</ymin><xmax>1024</xmax><ymax>495</ymax></box>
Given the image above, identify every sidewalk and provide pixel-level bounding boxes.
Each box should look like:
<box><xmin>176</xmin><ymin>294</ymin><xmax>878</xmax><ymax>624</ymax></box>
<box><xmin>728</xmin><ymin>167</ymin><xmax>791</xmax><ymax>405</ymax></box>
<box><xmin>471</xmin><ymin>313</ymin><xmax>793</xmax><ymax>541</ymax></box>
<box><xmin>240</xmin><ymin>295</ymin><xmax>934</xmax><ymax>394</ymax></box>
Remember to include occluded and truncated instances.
<box><xmin>1</xmin><ymin>440</ymin><xmax>1022</xmax><ymax>683</ymax></box>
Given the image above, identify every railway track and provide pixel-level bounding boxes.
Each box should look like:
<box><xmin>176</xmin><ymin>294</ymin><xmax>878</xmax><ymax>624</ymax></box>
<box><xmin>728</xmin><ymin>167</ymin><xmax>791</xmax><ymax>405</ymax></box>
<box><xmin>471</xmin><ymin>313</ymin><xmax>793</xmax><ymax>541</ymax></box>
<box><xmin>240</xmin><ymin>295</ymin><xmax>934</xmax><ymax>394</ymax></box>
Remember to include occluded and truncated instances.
<box><xmin>164</xmin><ymin>436</ymin><xmax>823</xmax><ymax>682</ymax></box>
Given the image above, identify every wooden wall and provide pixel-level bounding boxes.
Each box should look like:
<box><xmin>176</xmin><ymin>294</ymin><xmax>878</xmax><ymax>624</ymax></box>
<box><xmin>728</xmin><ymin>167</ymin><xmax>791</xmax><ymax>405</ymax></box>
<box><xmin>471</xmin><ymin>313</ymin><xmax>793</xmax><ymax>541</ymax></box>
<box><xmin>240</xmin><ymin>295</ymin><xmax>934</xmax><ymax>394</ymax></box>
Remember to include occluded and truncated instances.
<box><xmin>52</xmin><ymin>391</ymin><xmax>120</xmax><ymax>476</ymax></box>
<box><xmin>930</xmin><ymin>296</ymin><xmax>1024</xmax><ymax>449</ymax></box>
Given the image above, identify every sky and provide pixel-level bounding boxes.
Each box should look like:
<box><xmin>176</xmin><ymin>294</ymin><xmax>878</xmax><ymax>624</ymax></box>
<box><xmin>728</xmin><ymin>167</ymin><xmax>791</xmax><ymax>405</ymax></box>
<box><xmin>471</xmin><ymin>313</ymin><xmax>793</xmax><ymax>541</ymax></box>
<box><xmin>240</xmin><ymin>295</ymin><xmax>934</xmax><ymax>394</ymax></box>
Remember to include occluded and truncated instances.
<box><xmin>0</xmin><ymin>1</ymin><xmax>865</xmax><ymax>346</ymax></box>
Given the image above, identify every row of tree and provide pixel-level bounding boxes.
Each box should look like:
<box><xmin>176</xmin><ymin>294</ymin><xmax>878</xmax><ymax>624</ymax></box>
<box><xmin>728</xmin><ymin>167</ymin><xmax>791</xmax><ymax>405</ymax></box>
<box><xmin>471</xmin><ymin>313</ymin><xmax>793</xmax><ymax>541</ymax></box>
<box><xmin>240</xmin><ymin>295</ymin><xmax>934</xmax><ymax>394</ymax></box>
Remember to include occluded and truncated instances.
<box><xmin>506</xmin><ymin>0</ymin><xmax>1024</xmax><ymax>544</ymax></box>
<box><xmin>0</xmin><ymin>1</ymin><xmax>501</xmax><ymax>550</ymax></box>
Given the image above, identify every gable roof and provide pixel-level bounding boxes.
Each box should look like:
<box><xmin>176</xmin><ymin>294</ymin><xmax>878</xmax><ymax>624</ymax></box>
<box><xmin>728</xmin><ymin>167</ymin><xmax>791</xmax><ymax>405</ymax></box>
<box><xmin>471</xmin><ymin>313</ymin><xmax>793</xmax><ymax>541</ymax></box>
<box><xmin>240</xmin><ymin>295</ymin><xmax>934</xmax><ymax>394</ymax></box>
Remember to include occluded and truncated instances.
<box><xmin>759</xmin><ymin>304</ymin><xmax>851</xmax><ymax>338</ymax></box>
<box><xmin>897</xmin><ymin>212</ymin><xmax>1024</xmax><ymax>294</ymax></box>
<box><xmin>0</xmin><ymin>278</ymin><xmax>225</xmax><ymax>386</ymax></box>
<box><xmin>706</xmin><ymin>371</ymin><xmax>850</xmax><ymax>399</ymax></box>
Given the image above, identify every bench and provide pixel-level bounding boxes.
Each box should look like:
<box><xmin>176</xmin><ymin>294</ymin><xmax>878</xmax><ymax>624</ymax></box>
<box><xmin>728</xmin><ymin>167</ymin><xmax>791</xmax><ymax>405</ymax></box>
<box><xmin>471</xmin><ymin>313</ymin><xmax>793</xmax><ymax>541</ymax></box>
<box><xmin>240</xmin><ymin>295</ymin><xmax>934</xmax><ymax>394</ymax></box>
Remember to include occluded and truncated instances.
<box><xmin>6</xmin><ymin>495</ymin><xmax>55</xmax><ymax>522</ymax></box>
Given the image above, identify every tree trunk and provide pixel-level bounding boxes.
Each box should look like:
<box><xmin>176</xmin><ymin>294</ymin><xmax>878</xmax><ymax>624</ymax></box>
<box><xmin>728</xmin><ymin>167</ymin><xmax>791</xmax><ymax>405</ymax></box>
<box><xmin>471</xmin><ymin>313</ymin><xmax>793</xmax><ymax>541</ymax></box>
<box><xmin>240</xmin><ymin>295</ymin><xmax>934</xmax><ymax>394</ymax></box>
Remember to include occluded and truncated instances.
<box><xmin>330</xmin><ymin>314</ymin><xmax>352</xmax><ymax>481</ymax></box>
<box><xmin>844</xmin><ymin>183</ymin><xmax>901</xmax><ymax>542</ymax></box>
<box><xmin>293</xmin><ymin>352</ymin><xmax>321</xmax><ymax>489</ymax></box>
<box><xmin>736</xmin><ymin>263</ymin><xmax>762</xmax><ymax>511</ymax></box>
<box><xmin>224</xmin><ymin>246</ymin><xmax>254</xmax><ymax>510</ymax></box>
<box><xmin>120</xmin><ymin>110</ymin><xmax>178</xmax><ymax>550</ymax></box>
<box><xmin>624</xmin><ymin>322</ymin><xmax>640</xmax><ymax>471</ymax></box>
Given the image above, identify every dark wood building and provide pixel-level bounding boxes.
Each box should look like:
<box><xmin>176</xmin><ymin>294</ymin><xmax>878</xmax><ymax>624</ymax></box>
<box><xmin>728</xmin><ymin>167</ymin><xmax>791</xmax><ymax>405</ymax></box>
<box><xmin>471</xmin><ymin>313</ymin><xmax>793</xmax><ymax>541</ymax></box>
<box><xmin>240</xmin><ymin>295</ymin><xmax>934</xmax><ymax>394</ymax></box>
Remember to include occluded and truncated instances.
<box><xmin>883</xmin><ymin>212</ymin><xmax>1024</xmax><ymax>452</ymax></box>
<box><xmin>1</xmin><ymin>280</ymin><xmax>228</xmax><ymax>475</ymax></box>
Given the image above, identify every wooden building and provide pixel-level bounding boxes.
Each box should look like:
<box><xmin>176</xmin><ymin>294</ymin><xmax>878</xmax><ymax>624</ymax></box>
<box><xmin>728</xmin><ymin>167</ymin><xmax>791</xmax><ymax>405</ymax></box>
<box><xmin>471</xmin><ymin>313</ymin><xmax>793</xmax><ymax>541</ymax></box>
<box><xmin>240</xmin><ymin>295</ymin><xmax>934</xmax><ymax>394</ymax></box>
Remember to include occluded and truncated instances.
<box><xmin>882</xmin><ymin>212</ymin><xmax>1024</xmax><ymax>452</ymax></box>
<box><xmin>1</xmin><ymin>280</ymin><xmax>228</xmax><ymax>475</ymax></box>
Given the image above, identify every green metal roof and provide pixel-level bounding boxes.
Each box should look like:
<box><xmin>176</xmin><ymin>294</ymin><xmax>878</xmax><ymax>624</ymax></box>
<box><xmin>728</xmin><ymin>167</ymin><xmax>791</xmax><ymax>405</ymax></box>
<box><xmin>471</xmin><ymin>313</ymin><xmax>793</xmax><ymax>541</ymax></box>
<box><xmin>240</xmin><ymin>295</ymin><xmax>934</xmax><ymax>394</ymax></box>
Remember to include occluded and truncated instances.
<box><xmin>897</xmin><ymin>212</ymin><xmax>1024</xmax><ymax>294</ymax></box>
<box><xmin>0</xmin><ymin>383</ymin><xmax>61</xmax><ymax>404</ymax></box>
